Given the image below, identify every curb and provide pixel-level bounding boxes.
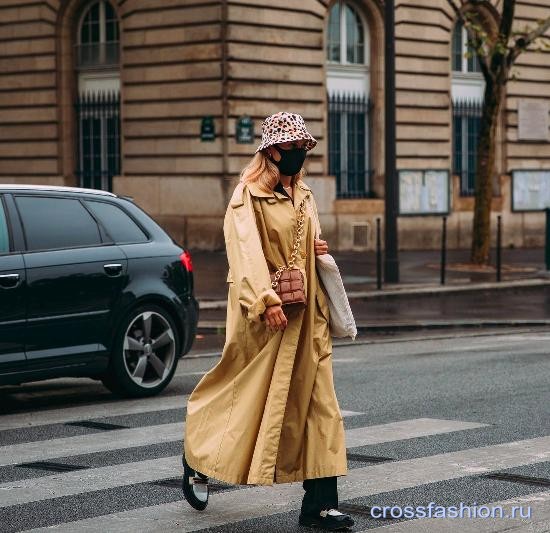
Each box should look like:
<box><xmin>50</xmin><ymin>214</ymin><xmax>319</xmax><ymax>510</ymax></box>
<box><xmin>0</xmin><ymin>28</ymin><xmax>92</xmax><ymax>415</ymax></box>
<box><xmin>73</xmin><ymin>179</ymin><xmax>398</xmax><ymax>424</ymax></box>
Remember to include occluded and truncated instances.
<box><xmin>198</xmin><ymin>278</ymin><xmax>550</xmax><ymax>310</ymax></box>
<box><xmin>197</xmin><ymin>319</ymin><xmax>550</xmax><ymax>334</ymax></box>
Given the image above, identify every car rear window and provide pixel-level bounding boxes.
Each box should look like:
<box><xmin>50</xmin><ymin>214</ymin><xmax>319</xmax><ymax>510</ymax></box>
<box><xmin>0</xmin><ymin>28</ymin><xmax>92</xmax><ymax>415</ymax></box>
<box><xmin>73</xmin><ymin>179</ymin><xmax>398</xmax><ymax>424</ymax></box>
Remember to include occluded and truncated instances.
<box><xmin>85</xmin><ymin>200</ymin><xmax>148</xmax><ymax>244</ymax></box>
<box><xmin>15</xmin><ymin>196</ymin><xmax>102</xmax><ymax>251</ymax></box>
<box><xmin>0</xmin><ymin>198</ymin><xmax>9</xmax><ymax>254</ymax></box>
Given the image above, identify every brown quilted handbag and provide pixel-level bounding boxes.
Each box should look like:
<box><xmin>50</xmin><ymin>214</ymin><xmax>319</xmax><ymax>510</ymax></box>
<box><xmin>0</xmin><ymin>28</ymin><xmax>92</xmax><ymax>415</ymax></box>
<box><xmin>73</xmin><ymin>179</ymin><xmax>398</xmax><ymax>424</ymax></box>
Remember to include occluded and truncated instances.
<box><xmin>270</xmin><ymin>199</ymin><xmax>307</xmax><ymax>311</ymax></box>
<box><xmin>270</xmin><ymin>268</ymin><xmax>306</xmax><ymax>310</ymax></box>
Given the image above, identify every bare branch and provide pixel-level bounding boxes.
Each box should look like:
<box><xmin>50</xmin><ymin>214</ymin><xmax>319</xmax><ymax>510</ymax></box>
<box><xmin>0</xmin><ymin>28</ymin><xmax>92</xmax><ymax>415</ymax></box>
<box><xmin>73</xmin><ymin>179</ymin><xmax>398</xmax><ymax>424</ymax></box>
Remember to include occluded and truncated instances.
<box><xmin>507</xmin><ymin>16</ymin><xmax>550</xmax><ymax>67</ymax></box>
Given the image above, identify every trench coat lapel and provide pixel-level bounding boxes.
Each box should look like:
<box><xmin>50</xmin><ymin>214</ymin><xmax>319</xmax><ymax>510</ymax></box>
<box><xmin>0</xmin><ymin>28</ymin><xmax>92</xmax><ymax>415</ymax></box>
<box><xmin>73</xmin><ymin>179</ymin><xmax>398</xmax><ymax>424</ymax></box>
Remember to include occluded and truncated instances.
<box><xmin>293</xmin><ymin>180</ymin><xmax>311</xmax><ymax>211</ymax></box>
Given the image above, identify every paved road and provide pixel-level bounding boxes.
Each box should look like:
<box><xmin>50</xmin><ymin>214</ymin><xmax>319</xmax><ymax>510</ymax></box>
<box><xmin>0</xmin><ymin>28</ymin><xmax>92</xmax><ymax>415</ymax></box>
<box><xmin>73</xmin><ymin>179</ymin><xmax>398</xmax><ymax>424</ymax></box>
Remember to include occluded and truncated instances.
<box><xmin>0</xmin><ymin>328</ymin><xmax>549</xmax><ymax>532</ymax></box>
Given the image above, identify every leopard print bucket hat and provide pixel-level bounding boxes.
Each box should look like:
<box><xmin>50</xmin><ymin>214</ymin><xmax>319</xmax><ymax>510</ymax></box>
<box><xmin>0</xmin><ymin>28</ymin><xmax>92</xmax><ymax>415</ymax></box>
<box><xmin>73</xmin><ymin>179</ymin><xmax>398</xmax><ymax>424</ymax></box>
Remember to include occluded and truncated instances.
<box><xmin>255</xmin><ymin>111</ymin><xmax>317</xmax><ymax>153</ymax></box>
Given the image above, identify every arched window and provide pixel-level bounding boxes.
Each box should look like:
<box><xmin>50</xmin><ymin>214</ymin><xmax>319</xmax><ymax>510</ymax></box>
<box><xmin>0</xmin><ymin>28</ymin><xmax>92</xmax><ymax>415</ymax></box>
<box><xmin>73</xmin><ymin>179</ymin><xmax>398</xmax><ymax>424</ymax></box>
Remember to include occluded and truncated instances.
<box><xmin>326</xmin><ymin>1</ymin><xmax>371</xmax><ymax>198</ymax></box>
<box><xmin>452</xmin><ymin>21</ymin><xmax>480</xmax><ymax>74</ymax></box>
<box><xmin>451</xmin><ymin>20</ymin><xmax>485</xmax><ymax>195</ymax></box>
<box><xmin>75</xmin><ymin>1</ymin><xmax>120</xmax><ymax>191</ymax></box>
<box><xmin>327</xmin><ymin>2</ymin><xmax>367</xmax><ymax>65</ymax></box>
<box><xmin>77</xmin><ymin>0</ymin><xmax>119</xmax><ymax>69</ymax></box>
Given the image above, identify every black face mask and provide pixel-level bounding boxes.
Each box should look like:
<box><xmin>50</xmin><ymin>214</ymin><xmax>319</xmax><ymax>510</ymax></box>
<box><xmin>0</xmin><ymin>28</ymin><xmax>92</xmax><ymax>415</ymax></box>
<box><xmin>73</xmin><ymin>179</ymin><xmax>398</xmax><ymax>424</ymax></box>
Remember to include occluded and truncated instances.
<box><xmin>273</xmin><ymin>145</ymin><xmax>307</xmax><ymax>176</ymax></box>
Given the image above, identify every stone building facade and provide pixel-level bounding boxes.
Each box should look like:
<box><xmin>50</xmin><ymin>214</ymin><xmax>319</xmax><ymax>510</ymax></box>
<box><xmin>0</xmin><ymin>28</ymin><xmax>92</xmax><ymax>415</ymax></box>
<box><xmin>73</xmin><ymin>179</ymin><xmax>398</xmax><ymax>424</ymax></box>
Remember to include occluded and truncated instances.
<box><xmin>0</xmin><ymin>0</ymin><xmax>549</xmax><ymax>251</ymax></box>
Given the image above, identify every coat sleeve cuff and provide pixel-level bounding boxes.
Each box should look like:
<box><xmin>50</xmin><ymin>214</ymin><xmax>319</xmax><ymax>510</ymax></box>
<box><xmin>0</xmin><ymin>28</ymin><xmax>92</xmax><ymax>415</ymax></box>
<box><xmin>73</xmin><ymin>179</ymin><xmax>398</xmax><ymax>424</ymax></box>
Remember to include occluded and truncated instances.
<box><xmin>245</xmin><ymin>288</ymin><xmax>282</xmax><ymax>323</ymax></box>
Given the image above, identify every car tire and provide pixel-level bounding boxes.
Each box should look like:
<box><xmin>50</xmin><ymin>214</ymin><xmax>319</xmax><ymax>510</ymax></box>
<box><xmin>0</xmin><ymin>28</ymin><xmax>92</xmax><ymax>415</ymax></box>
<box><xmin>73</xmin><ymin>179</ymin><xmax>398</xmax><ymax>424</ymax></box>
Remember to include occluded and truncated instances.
<box><xmin>101</xmin><ymin>304</ymin><xmax>181</xmax><ymax>398</ymax></box>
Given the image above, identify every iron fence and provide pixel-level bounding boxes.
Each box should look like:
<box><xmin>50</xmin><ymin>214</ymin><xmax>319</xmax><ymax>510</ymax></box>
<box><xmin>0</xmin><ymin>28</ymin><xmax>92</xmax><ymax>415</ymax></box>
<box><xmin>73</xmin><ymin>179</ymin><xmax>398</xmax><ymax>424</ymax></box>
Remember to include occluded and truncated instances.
<box><xmin>453</xmin><ymin>99</ymin><xmax>483</xmax><ymax>196</ymax></box>
<box><xmin>328</xmin><ymin>92</ymin><xmax>373</xmax><ymax>199</ymax></box>
<box><xmin>75</xmin><ymin>91</ymin><xmax>120</xmax><ymax>192</ymax></box>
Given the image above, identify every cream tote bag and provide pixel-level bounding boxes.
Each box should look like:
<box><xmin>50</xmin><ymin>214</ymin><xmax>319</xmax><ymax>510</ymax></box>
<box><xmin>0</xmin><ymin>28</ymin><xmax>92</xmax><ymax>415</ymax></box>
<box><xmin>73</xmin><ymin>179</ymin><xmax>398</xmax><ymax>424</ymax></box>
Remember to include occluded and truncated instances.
<box><xmin>309</xmin><ymin>199</ymin><xmax>357</xmax><ymax>340</ymax></box>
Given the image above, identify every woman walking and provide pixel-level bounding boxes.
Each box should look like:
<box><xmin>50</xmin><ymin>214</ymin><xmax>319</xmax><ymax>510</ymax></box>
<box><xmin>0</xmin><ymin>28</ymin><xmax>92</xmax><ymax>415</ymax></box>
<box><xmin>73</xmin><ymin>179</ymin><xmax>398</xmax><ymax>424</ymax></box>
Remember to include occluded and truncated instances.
<box><xmin>182</xmin><ymin>112</ymin><xmax>353</xmax><ymax>531</ymax></box>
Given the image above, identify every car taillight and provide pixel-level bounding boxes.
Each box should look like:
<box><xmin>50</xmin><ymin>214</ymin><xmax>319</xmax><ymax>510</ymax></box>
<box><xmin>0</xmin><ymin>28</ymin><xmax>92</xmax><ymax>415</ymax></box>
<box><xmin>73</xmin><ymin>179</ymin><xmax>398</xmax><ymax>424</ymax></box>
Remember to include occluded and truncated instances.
<box><xmin>180</xmin><ymin>250</ymin><xmax>193</xmax><ymax>272</ymax></box>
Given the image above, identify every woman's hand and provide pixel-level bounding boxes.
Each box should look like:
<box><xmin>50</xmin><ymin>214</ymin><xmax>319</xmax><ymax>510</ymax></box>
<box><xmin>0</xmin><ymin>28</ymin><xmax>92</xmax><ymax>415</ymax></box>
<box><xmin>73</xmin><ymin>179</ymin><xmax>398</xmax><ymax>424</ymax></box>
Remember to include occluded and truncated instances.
<box><xmin>314</xmin><ymin>239</ymin><xmax>329</xmax><ymax>256</ymax></box>
<box><xmin>263</xmin><ymin>304</ymin><xmax>288</xmax><ymax>332</ymax></box>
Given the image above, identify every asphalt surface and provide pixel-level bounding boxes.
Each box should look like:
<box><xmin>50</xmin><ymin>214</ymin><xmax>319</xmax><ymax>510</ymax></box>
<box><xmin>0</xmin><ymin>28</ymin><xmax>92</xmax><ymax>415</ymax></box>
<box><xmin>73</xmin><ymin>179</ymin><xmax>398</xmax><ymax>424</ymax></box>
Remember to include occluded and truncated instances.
<box><xmin>0</xmin><ymin>328</ymin><xmax>549</xmax><ymax>532</ymax></box>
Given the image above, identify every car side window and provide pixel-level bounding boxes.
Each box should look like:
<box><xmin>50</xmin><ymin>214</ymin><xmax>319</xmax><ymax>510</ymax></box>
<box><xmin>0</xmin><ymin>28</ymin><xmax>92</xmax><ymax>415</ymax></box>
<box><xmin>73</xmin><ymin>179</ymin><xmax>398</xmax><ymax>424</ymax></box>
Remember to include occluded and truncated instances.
<box><xmin>0</xmin><ymin>197</ymin><xmax>9</xmax><ymax>254</ymax></box>
<box><xmin>85</xmin><ymin>200</ymin><xmax>148</xmax><ymax>244</ymax></box>
<box><xmin>15</xmin><ymin>196</ymin><xmax>102</xmax><ymax>252</ymax></box>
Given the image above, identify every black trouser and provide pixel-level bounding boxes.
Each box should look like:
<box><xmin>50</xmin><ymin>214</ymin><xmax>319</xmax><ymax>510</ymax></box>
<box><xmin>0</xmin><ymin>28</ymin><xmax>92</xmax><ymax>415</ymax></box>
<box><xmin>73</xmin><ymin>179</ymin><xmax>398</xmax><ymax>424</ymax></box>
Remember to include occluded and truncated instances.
<box><xmin>301</xmin><ymin>477</ymin><xmax>338</xmax><ymax>517</ymax></box>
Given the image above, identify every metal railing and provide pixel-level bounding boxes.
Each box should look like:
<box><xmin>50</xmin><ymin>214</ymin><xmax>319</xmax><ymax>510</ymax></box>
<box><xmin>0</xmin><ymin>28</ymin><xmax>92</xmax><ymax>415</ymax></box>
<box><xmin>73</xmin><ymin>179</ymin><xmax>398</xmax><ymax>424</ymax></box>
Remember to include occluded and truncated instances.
<box><xmin>453</xmin><ymin>99</ymin><xmax>482</xmax><ymax>196</ymax></box>
<box><xmin>328</xmin><ymin>92</ymin><xmax>374</xmax><ymax>199</ymax></box>
<box><xmin>75</xmin><ymin>91</ymin><xmax>120</xmax><ymax>192</ymax></box>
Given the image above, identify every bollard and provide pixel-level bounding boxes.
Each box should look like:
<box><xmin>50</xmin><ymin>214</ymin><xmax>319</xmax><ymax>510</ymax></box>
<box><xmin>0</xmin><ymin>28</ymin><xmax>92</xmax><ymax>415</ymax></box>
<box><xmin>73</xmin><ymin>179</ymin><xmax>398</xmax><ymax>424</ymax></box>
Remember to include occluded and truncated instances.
<box><xmin>546</xmin><ymin>208</ymin><xmax>550</xmax><ymax>271</ymax></box>
<box><xmin>496</xmin><ymin>215</ymin><xmax>502</xmax><ymax>282</ymax></box>
<box><xmin>441</xmin><ymin>216</ymin><xmax>447</xmax><ymax>285</ymax></box>
<box><xmin>376</xmin><ymin>218</ymin><xmax>382</xmax><ymax>290</ymax></box>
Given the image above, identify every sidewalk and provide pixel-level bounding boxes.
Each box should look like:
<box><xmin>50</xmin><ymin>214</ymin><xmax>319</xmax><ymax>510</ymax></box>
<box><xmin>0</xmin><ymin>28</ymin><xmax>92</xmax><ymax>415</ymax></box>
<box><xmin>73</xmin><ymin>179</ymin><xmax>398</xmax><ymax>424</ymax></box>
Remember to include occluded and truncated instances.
<box><xmin>191</xmin><ymin>248</ymin><xmax>550</xmax><ymax>332</ymax></box>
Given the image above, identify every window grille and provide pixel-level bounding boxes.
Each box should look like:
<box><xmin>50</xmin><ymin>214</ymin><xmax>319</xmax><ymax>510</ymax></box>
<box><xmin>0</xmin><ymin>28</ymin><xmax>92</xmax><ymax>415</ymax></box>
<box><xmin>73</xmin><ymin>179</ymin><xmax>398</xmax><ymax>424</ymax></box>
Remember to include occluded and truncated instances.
<box><xmin>328</xmin><ymin>92</ymin><xmax>373</xmax><ymax>199</ymax></box>
<box><xmin>75</xmin><ymin>91</ymin><xmax>120</xmax><ymax>192</ymax></box>
<box><xmin>453</xmin><ymin>99</ymin><xmax>482</xmax><ymax>196</ymax></box>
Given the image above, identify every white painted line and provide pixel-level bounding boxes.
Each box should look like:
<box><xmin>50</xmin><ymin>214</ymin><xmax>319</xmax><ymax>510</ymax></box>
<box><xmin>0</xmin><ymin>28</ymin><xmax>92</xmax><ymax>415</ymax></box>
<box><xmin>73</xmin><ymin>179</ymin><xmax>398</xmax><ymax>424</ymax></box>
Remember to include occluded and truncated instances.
<box><xmin>2</xmin><ymin>418</ymin><xmax>483</xmax><ymax>508</ymax></box>
<box><xmin>365</xmin><ymin>490</ymin><xmax>550</xmax><ymax>532</ymax></box>
<box><xmin>0</xmin><ymin>395</ymin><xmax>188</xmax><ymax>432</ymax></box>
<box><xmin>339</xmin><ymin>410</ymin><xmax>364</xmax><ymax>417</ymax></box>
<box><xmin>345</xmin><ymin>418</ymin><xmax>488</xmax><ymax>448</ymax></box>
<box><xmin>20</xmin><ymin>435</ymin><xmax>550</xmax><ymax>532</ymax></box>
<box><xmin>0</xmin><ymin>409</ymin><xmax>368</xmax><ymax>467</ymax></box>
<box><xmin>0</xmin><ymin>423</ymin><xmax>185</xmax><ymax>467</ymax></box>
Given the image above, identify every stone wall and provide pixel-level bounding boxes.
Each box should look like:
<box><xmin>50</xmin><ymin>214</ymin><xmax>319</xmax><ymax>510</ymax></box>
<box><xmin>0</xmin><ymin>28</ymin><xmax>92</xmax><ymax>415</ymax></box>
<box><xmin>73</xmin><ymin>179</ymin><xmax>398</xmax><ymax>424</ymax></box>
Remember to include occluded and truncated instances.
<box><xmin>0</xmin><ymin>0</ymin><xmax>548</xmax><ymax>251</ymax></box>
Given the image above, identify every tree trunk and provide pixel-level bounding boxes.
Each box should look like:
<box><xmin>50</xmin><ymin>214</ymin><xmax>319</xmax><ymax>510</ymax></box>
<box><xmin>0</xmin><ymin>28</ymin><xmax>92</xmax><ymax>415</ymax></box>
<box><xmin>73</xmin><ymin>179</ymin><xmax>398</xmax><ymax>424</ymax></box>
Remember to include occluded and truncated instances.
<box><xmin>470</xmin><ymin>79</ymin><xmax>502</xmax><ymax>265</ymax></box>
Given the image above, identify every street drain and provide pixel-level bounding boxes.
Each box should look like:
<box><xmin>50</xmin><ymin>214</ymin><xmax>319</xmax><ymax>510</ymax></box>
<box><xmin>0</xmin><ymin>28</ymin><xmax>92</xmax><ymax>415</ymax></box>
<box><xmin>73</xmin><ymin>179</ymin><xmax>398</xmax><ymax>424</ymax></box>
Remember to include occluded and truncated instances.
<box><xmin>484</xmin><ymin>473</ymin><xmax>550</xmax><ymax>487</ymax></box>
<box><xmin>339</xmin><ymin>503</ymin><xmax>396</xmax><ymax>519</ymax></box>
<box><xmin>347</xmin><ymin>453</ymin><xmax>393</xmax><ymax>464</ymax></box>
<box><xmin>65</xmin><ymin>420</ymin><xmax>128</xmax><ymax>430</ymax></box>
<box><xmin>16</xmin><ymin>461</ymin><xmax>90</xmax><ymax>472</ymax></box>
<box><xmin>151</xmin><ymin>478</ymin><xmax>233</xmax><ymax>493</ymax></box>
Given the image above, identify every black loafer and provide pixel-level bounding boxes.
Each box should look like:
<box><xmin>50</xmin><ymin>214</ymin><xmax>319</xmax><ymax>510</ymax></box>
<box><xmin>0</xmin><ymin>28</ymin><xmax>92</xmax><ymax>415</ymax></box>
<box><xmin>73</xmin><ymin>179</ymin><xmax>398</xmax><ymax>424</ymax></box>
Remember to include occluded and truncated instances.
<box><xmin>299</xmin><ymin>509</ymin><xmax>354</xmax><ymax>530</ymax></box>
<box><xmin>182</xmin><ymin>454</ymin><xmax>209</xmax><ymax>511</ymax></box>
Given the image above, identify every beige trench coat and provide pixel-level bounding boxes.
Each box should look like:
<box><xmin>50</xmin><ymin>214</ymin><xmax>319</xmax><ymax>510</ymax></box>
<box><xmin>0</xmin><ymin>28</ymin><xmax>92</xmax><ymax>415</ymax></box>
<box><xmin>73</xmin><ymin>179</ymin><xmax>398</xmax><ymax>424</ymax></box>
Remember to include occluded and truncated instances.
<box><xmin>183</xmin><ymin>179</ymin><xmax>347</xmax><ymax>486</ymax></box>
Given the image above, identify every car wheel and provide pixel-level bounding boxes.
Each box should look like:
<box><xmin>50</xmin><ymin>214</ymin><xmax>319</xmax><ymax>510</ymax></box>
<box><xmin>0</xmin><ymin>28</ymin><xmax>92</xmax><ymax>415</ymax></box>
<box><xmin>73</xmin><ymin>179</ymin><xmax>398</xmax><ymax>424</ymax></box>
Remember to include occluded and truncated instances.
<box><xmin>102</xmin><ymin>304</ymin><xmax>181</xmax><ymax>398</ymax></box>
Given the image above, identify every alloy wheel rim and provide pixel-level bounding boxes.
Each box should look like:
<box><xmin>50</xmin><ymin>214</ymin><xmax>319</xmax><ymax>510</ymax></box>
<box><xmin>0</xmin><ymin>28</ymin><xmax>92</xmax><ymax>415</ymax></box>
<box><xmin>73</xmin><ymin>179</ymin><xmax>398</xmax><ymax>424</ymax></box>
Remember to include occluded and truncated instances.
<box><xmin>123</xmin><ymin>311</ymin><xmax>176</xmax><ymax>388</ymax></box>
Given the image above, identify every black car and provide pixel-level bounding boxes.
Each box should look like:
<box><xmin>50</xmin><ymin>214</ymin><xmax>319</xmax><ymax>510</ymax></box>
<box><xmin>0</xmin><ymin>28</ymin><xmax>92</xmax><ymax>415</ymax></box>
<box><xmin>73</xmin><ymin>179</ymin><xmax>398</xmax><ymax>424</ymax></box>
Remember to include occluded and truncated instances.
<box><xmin>0</xmin><ymin>185</ymin><xmax>198</xmax><ymax>397</ymax></box>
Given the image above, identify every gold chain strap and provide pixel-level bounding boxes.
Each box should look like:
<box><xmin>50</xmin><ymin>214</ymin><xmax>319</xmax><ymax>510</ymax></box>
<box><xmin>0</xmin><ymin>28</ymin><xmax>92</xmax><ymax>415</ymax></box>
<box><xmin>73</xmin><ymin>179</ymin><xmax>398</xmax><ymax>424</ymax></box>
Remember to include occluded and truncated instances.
<box><xmin>271</xmin><ymin>199</ymin><xmax>307</xmax><ymax>289</ymax></box>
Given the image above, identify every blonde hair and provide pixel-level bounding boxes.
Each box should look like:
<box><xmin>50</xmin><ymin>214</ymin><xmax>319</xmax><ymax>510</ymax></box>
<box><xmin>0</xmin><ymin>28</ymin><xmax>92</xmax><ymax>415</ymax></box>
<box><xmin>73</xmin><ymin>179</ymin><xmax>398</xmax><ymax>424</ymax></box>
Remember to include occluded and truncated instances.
<box><xmin>240</xmin><ymin>150</ymin><xmax>305</xmax><ymax>192</ymax></box>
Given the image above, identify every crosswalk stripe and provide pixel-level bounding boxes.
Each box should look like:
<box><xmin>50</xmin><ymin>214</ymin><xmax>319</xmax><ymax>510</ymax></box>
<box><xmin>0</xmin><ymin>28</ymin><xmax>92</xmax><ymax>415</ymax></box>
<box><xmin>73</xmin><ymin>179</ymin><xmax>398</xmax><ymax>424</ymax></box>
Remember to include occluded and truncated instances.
<box><xmin>0</xmin><ymin>422</ymin><xmax>185</xmax><ymax>467</ymax></box>
<box><xmin>1</xmin><ymin>418</ymin><xmax>485</xmax><ymax>508</ymax></box>
<box><xmin>21</xmin><ymin>435</ymin><xmax>550</xmax><ymax>532</ymax></box>
<box><xmin>344</xmin><ymin>418</ymin><xmax>487</xmax><ymax>447</ymax></box>
<box><xmin>0</xmin><ymin>395</ymin><xmax>188</xmax><ymax>432</ymax></box>
<box><xmin>0</xmin><ymin>409</ymin><xmax>369</xmax><ymax>467</ymax></box>
<box><xmin>363</xmin><ymin>490</ymin><xmax>550</xmax><ymax>532</ymax></box>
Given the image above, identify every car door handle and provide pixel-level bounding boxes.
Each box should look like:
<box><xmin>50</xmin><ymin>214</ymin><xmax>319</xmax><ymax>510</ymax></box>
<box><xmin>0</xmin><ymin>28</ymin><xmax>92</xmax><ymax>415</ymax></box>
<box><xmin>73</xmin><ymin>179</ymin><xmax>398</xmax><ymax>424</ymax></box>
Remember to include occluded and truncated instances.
<box><xmin>0</xmin><ymin>273</ymin><xmax>20</xmax><ymax>289</ymax></box>
<box><xmin>103</xmin><ymin>263</ymin><xmax>123</xmax><ymax>276</ymax></box>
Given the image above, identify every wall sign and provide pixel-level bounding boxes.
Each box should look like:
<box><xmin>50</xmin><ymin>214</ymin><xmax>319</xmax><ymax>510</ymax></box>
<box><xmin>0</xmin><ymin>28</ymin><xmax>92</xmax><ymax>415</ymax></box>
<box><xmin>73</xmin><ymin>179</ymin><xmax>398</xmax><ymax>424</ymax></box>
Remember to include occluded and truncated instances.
<box><xmin>399</xmin><ymin>169</ymin><xmax>450</xmax><ymax>216</ymax></box>
<box><xmin>518</xmin><ymin>100</ymin><xmax>549</xmax><ymax>141</ymax></box>
<box><xmin>200</xmin><ymin>116</ymin><xmax>215</xmax><ymax>141</ymax></box>
<box><xmin>236</xmin><ymin>115</ymin><xmax>254</xmax><ymax>144</ymax></box>
<box><xmin>512</xmin><ymin>169</ymin><xmax>550</xmax><ymax>211</ymax></box>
